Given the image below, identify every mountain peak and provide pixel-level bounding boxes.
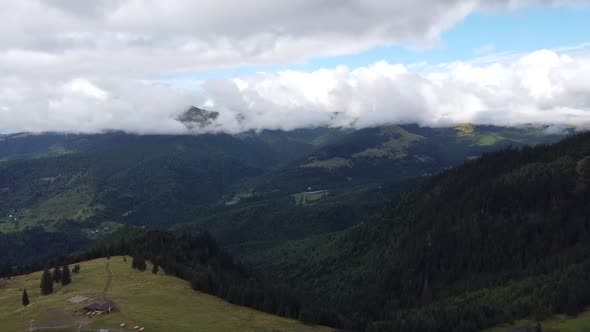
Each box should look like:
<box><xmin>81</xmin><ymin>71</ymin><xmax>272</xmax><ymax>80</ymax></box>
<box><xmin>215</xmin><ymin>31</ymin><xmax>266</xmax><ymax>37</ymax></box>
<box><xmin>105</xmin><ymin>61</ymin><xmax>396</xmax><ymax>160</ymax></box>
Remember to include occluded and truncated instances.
<box><xmin>176</xmin><ymin>106</ymin><xmax>220</xmax><ymax>130</ymax></box>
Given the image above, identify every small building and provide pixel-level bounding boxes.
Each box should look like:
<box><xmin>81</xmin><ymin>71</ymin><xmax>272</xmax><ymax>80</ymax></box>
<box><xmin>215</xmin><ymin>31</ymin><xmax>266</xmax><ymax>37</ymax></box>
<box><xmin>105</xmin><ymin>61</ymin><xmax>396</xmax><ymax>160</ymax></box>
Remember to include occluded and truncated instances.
<box><xmin>84</xmin><ymin>300</ymin><xmax>117</xmax><ymax>313</ymax></box>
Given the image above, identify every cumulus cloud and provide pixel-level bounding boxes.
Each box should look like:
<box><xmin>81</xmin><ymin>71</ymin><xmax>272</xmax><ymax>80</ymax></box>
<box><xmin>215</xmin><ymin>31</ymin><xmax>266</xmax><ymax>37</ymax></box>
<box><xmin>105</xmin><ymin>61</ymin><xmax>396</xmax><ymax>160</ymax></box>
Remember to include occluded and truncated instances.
<box><xmin>0</xmin><ymin>0</ymin><xmax>588</xmax><ymax>134</ymax></box>
<box><xmin>199</xmin><ymin>50</ymin><xmax>590</xmax><ymax>132</ymax></box>
<box><xmin>2</xmin><ymin>49</ymin><xmax>590</xmax><ymax>134</ymax></box>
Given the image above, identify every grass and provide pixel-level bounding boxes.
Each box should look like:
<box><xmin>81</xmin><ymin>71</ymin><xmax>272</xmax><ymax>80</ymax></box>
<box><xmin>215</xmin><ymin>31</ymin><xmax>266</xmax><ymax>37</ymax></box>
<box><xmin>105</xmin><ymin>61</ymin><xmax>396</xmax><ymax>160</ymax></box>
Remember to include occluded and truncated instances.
<box><xmin>0</xmin><ymin>186</ymin><xmax>101</xmax><ymax>233</ymax></box>
<box><xmin>0</xmin><ymin>257</ymin><xmax>332</xmax><ymax>332</ymax></box>
<box><xmin>455</xmin><ymin>123</ymin><xmax>475</xmax><ymax>136</ymax></box>
<box><xmin>484</xmin><ymin>311</ymin><xmax>590</xmax><ymax>332</ymax></box>
<box><xmin>476</xmin><ymin>133</ymin><xmax>503</xmax><ymax>146</ymax></box>
<box><xmin>31</xmin><ymin>186</ymin><xmax>98</xmax><ymax>222</ymax></box>
<box><xmin>352</xmin><ymin>126</ymin><xmax>423</xmax><ymax>160</ymax></box>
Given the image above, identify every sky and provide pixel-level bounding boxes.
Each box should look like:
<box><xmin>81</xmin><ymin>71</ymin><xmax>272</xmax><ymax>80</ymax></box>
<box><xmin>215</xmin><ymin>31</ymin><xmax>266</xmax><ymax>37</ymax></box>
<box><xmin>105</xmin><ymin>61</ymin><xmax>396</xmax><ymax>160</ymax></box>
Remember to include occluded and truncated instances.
<box><xmin>1</xmin><ymin>0</ymin><xmax>590</xmax><ymax>134</ymax></box>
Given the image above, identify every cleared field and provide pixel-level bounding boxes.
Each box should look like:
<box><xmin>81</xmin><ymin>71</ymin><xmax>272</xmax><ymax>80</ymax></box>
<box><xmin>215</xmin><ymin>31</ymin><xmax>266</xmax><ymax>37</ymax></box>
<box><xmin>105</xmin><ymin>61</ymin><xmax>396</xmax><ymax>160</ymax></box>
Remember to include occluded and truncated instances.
<box><xmin>0</xmin><ymin>257</ymin><xmax>332</xmax><ymax>332</ymax></box>
<box><xmin>292</xmin><ymin>191</ymin><xmax>329</xmax><ymax>206</ymax></box>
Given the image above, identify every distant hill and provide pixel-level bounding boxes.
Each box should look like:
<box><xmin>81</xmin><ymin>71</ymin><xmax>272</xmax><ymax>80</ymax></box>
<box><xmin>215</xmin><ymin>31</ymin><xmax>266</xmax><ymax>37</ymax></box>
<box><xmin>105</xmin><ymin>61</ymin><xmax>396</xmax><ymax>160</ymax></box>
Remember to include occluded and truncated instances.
<box><xmin>242</xmin><ymin>132</ymin><xmax>590</xmax><ymax>331</ymax></box>
<box><xmin>260</xmin><ymin>124</ymin><xmax>566</xmax><ymax>193</ymax></box>
<box><xmin>0</xmin><ymin>131</ymin><xmax>318</xmax><ymax>232</ymax></box>
<box><xmin>0</xmin><ymin>125</ymin><xmax>567</xmax><ymax>254</ymax></box>
<box><xmin>0</xmin><ymin>133</ymin><xmax>72</xmax><ymax>160</ymax></box>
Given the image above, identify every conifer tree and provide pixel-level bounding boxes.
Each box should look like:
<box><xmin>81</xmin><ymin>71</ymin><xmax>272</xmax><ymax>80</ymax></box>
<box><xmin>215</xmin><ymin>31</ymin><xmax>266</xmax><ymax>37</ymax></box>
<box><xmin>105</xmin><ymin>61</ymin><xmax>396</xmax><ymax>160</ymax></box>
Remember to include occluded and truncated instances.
<box><xmin>61</xmin><ymin>264</ymin><xmax>71</xmax><ymax>286</ymax></box>
<box><xmin>137</xmin><ymin>257</ymin><xmax>147</xmax><ymax>272</ymax></box>
<box><xmin>40</xmin><ymin>269</ymin><xmax>53</xmax><ymax>295</ymax></box>
<box><xmin>22</xmin><ymin>288</ymin><xmax>30</xmax><ymax>307</ymax></box>
<box><xmin>52</xmin><ymin>266</ymin><xmax>62</xmax><ymax>283</ymax></box>
<box><xmin>131</xmin><ymin>256</ymin><xmax>147</xmax><ymax>271</ymax></box>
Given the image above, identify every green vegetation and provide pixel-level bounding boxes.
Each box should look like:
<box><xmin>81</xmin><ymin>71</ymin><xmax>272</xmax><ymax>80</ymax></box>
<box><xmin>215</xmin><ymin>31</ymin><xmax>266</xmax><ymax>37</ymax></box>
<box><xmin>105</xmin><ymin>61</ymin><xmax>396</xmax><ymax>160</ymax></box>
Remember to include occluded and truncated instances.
<box><xmin>244</xmin><ymin>133</ymin><xmax>590</xmax><ymax>331</ymax></box>
<box><xmin>0</xmin><ymin>257</ymin><xmax>331</xmax><ymax>332</ymax></box>
<box><xmin>0</xmin><ymin>228</ymin><xmax>90</xmax><ymax>269</ymax></box>
<box><xmin>40</xmin><ymin>268</ymin><xmax>53</xmax><ymax>295</ymax></box>
<box><xmin>178</xmin><ymin>181</ymin><xmax>415</xmax><ymax>245</ymax></box>
<box><xmin>455</xmin><ymin>123</ymin><xmax>475</xmax><ymax>136</ymax></box>
<box><xmin>61</xmin><ymin>264</ymin><xmax>71</xmax><ymax>286</ymax></box>
<box><xmin>476</xmin><ymin>133</ymin><xmax>503</xmax><ymax>145</ymax></box>
<box><xmin>300</xmin><ymin>157</ymin><xmax>352</xmax><ymax>169</ymax></box>
<box><xmin>0</xmin><ymin>125</ymin><xmax>564</xmax><ymax>243</ymax></box>
<box><xmin>352</xmin><ymin>126</ymin><xmax>424</xmax><ymax>159</ymax></box>
<box><xmin>485</xmin><ymin>310</ymin><xmax>590</xmax><ymax>332</ymax></box>
<box><xmin>292</xmin><ymin>190</ymin><xmax>329</xmax><ymax>205</ymax></box>
<box><xmin>0</xmin><ymin>125</ymin><xmax>578</xmax><ymax>331</ymax></box>
<box><xmin>58</xmin><ymin>229</ymin><xmax>344</xmax><ymax>328</ymax></box>
<box><xmin>22</xmin><ymin>289</ymin><xmax>30</xmax><ymax>307</ymax></box>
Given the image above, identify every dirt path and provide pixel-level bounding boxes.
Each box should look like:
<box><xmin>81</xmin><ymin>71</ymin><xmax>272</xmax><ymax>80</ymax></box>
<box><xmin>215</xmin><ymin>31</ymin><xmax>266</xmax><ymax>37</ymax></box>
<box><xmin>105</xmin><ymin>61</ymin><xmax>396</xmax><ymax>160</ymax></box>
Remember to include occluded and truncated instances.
<box><xmin>31</xmin><ymin>261</ymin><xmax>114</xmax><ymax>331</ymax></box>
<box><xmin>101</xmin><ymin>262</ymin><xmax>112</xmax><ymax>300</ymax></box>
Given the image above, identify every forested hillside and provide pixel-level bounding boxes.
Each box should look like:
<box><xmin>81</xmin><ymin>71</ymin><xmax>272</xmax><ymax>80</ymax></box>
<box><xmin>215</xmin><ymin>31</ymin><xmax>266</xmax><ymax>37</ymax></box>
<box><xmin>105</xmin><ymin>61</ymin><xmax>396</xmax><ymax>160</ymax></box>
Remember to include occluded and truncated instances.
<box><xmin>262</xmin><ymin>125</ymin><xmax>563</xmax><ymax>193</ymax></box>
<box><xmin>2</xmin><ymin>129</ymin><xmax>589</xmax><ymax>331</ymax></box>
<box><xmin>243</xmin><ymin>132</ymin><xmax>590</xmax><ymax>331</ymax></box>
<box><xmin>0</xmin><ymin>125</ymin><xmax>563</xmax><ymax>247</ymax></box>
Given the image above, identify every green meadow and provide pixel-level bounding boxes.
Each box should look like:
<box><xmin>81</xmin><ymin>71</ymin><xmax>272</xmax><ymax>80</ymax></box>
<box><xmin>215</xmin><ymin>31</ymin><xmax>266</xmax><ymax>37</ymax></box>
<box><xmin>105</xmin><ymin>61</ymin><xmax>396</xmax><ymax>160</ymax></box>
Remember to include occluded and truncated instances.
<box><xmin>0</xmin><ymin>257</ymin><xmax>332</xmax><ymax>332</ymax></box>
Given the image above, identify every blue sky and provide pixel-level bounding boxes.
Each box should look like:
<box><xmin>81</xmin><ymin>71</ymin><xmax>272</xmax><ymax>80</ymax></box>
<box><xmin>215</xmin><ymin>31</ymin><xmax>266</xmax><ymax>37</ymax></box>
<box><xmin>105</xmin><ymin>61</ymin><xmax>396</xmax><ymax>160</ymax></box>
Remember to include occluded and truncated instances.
<box><xmin>176</xmin><ymin>5</ymin><xmax>590</xmax><ymax>82</ymax></box>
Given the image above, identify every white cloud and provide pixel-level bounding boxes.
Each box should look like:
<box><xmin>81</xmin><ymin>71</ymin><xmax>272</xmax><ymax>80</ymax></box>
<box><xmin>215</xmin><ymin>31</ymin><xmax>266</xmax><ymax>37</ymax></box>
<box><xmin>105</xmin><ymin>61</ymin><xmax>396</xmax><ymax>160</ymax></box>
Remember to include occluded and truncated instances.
<box><xmin>0</xmin><ymin>0</ymin><xmax>579</xmax><ymax>75</ymax></box>
<box><xmin>0</xmin><ymin>1</ymin><xmax>588</xmax><ymax>134</ymax></box>
<box><xmin>2</xmin><ymin>49</ymin><xmax>590</xmax><ymax>134</ymax></box>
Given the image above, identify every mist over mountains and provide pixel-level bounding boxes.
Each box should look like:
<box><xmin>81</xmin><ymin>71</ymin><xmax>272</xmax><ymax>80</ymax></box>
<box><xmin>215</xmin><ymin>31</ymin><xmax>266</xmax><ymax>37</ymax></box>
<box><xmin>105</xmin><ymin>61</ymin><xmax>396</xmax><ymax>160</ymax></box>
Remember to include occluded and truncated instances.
<box><xmin>2</xmin><ymin>49</ymin><xmax>590</xmax><ymax>135</ymax></box>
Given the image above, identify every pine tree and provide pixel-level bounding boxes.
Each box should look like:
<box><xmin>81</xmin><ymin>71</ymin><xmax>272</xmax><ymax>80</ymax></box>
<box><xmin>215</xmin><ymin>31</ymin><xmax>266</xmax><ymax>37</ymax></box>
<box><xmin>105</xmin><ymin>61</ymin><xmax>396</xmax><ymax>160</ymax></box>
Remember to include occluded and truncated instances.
<box><xmin>152</xmin><ymin>264</ymin><xmax>159</xmax><ymax>275</ymax></box>
<box><xmin>52</xmin><ymin>267</ymin><xmax>62</xmax><ymax>283</ymax></box>
<box><xmin>40</xmin><ymin>269</ymin><xmax>53</xmax><ymax>295</ymax></box>
<box><xmin>137</xmin><ymin>257</ymin><xmax>147</xmax><ymax>272</ymax></box>
<box><xmin>132</xmin><ymin>256</ymin><xmax>147</xmax><ymax>272</ymax></box>
<box><xmin>61</xmin><ymin>264</ymin><xmax>71</xmax><ymax>286</ymax></box>
<box><xmin>22</xmin><ymin>288</ymin><xmax>30</xmax><ymax>307</ymax></box>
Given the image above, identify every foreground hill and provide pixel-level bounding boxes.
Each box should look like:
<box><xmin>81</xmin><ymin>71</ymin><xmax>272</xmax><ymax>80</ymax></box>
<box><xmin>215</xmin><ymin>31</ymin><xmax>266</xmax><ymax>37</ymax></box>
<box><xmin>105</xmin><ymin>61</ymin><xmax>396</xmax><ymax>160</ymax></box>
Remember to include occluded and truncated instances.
<box><xmin>243</xmin><ymin>132</ymin><xmax>590</xmax><ymax>331</ymax></box>
<box><xmin>0</xmin><ymin>257</ymin><xmax>332</xmax><ymax>332</ymax></box>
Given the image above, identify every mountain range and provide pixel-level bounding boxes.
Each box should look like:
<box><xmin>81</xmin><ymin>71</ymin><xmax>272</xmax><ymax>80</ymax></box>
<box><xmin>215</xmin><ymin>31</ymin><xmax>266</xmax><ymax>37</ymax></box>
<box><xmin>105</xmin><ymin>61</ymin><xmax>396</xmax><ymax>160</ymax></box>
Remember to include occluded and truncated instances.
<box><xmin>1</xmin><ymin>123</ymin><xmax>585</xmax><ymax>331</ymax></box>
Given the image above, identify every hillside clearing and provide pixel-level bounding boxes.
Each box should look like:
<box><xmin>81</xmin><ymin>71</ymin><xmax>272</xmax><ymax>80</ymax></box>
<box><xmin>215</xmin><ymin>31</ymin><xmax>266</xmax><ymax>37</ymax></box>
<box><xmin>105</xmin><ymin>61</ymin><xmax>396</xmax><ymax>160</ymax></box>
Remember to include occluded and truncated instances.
<box><xmin>0</xmin><ymin>257</ymin><xmax>332</xmax><ymax>332</ymax></box>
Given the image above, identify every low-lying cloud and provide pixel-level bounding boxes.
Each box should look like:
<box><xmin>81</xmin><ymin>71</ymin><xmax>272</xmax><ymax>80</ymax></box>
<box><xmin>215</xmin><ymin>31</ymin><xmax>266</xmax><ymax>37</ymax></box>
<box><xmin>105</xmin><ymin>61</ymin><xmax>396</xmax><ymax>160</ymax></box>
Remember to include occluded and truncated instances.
<box><xmin>2</xmin><ymin>49</ymin><xmax>590</xmax><ymax>134</ymax></box>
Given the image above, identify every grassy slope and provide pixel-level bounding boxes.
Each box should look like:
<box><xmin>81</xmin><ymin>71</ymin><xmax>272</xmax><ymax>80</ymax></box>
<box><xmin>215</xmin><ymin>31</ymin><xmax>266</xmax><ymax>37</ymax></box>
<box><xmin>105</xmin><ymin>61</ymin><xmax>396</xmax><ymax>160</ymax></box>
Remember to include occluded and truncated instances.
<box><xmin>0</xmin><ymin>257</ymin><xmax>332</xmax><ymax>332</ymax></box>
<box><xmin>484</xmin><ymin>311</ymin><xmax>590</xmax><ymax>332</ymax></box>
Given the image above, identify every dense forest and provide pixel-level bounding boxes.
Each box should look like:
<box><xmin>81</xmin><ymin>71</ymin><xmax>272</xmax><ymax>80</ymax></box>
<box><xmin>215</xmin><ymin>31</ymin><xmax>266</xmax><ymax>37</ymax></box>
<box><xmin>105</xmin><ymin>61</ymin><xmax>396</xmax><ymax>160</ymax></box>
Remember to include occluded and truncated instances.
<box><xmin>242</xmin><ymin>132</ymin><xmax>590</xmax><ymax>331</ymax></box>
<box><xmin>0</xmin><ymin>228</ymin><xmax>89</xmax><ymax>275</ymax></box>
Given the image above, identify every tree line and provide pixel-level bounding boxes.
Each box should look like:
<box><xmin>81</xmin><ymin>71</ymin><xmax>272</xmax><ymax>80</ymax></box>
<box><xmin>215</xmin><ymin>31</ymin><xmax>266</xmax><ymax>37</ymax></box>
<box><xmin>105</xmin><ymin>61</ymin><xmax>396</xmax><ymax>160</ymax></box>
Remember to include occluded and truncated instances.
<box><xmin>69</xmin><ymin>228</ymin><xmax>344</xmax><ymax>328</ymax></box>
